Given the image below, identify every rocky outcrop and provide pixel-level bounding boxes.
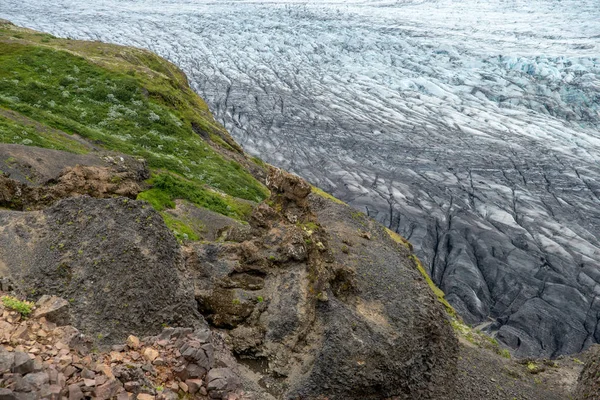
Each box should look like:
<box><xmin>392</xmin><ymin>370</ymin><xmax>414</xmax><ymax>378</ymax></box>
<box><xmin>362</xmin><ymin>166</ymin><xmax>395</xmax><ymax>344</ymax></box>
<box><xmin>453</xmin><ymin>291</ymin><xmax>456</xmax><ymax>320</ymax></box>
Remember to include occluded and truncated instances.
<box><xmin>0</xmin><ymin>196</ymin><xmax>201</xmax><ymax>343</ymax></box>
<box><xmin>575</xmin><ymin>345</ymin><xmax>600</xmax><ymax>399</ymax></box>
<box><xmin>0</xmin><ymin>144</ymin><xmax>148</xmax><ymax>210</ymax></box>
<box><xmin>186</xmin><ymin>169</ymin><xmax>459</xmax><ymax>399</ymax></box>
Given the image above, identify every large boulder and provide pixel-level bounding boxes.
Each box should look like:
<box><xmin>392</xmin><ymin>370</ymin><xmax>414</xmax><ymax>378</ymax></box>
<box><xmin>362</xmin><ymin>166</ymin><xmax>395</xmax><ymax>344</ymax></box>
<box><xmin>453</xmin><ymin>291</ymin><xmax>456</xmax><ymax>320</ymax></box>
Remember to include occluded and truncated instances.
<box><xmin>187</xmin><ymin>173</ymin><xmax>458</xmax><ymax>399</ymax></box>
<box><xmin>0</xmin><ymin>196</ymin><xmax>202</xmax><ymax>343</ymax></box>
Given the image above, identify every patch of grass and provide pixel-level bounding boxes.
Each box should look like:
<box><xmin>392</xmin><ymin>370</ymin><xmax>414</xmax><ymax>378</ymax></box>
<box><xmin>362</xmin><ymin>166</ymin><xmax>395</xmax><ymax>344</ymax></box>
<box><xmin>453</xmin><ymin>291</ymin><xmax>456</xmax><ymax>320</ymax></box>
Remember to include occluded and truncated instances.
<box><xmin>0</xmin><ymin>28</ymin><xmax>269</xmax><ymax>218</ymax></box>
<box><xmin>1</xmin><ymin>295</ymin><xmax>34</xmax><ymax>317</ymax></box>
<box><xmin>160</xmin><ymin>211</ymin><xmax>199</xmax><ymax>242</ymax></box>
<box><xmin>0</xmin><ymin>110</ymin><xmax>88</xmax><ymax>153</ymax></box>
<box><xmin>311</xmin><ymin>185</ymin><xmax>346</xmax><ymax>205</ymax></box>
<box><xmin>500</xmin><ymin>349</ymin><xmax>511</xmax><ymax>359</ymax></box>
<box><xmin>136</xmin><ymin>188</ymin><xmax>175</xmax><ymax>211</ymax></box>
<box><xmin>139</xmin><ymin>173</ymin><xmax>253</xmax><ymax>221</ymax></box>
<box><xmin>251</xmin><ymin>155</ymin><xmax>266</xmax><ymax>168</ymax></box>
<box><xmin>385</xmin><ymin>228</ymin><xmax>412</xmax><ymax>250</ymax></box>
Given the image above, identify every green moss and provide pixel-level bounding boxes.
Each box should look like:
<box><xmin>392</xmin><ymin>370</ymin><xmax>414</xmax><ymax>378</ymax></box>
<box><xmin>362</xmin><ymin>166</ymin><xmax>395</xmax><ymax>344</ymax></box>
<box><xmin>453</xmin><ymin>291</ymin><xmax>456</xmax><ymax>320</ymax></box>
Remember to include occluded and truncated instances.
<box><xmin>160</xmin><ymin>212</ymin><xmax>199</xmax><ymax>242</ymax></box>
<box><xmin>311</xmin><ymin>185</ymin><xmax>346</xmax><ymax>205</ymax></box>
<box><xmin>385</xmin><ymin>228</ymin><xmax>412</xmax><ymax>249</ymax></box>
<box><xmin>136</xmin><ymin>188</ymin><xmax>175</xmax><ymax>211</ymax></box>
<box><xmin>408</xmin><ymin>253</ymin><xmax>457</xmax><ymax>317</ymax></box>
<box><xmin>0</xmin><ymin>29</ymin><xmax>269</xmax><ymax>216</ymax></box>
<box><xmin>142</xmin><ymin>173</ymin><xmax>253</xmax><ymax>221</ymax></box>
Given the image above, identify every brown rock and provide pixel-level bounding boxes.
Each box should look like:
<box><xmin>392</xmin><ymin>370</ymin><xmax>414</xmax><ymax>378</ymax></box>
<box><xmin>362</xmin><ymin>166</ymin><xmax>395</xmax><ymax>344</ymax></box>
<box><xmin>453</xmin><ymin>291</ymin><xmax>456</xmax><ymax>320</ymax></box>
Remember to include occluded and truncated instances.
<box><xmin>94</xmin><ymin>378</ymin><xmax>121</xmax><ymax>400</ymax></box>
<box><xmin>185</xmin><ymin>379</ymin><xmax>202</xmax><ymax>394</ymax></box>
<box><xmin>63</xmin><ymin>365</ymin><xmax>76</xmax><ymax>378</ymax></box>
<box><xmin>96</xmin><ymin>375</ymin><xmax>108</xmax><ymax>386</ymax></box>
<box><xmin>126</xmin><ymin>336</ymin><xmax>140</xmax><ymax>349</ymax></box>
<box><xmin>11</xmin><ymin>324</ymin><xmax>29</xmax><ymax>341</ymax></box>
<box><xmin>137</xmin><ymin>394</ymin><xmax>154</xmax><ymax>400</ymax></box>
<box><xmin>81</xmin><ymin>369</ymin><xmax>95</xmax><ymax>380</ymax></box>
<box><xmin>96</xmin><ymin>363</ymin><xmax>114</xmax><ymax>379</ymax></box>
<box><xmin>33</xmin><ymin>296</ymin><xmax>70</xmax><ymax>326</ymax></box>
<box><xmin>110</xmin><ymin>352</ymin><xmax>123</xmax><ymax>363</ymax></box>
<box><xmin>123</xmin><ymin>381</ymin><xmax>140</xmax><ymax>392</ymax></box>
<box><xmin>178</xmin><ymin>382</ymin><xmax>188</xmax><ymax>392</ymax></box>
<box><xmin>117</xmin><ymin>392</ymin><xmax>130</xmax><ymax>400</ymax></box>
<box><xmin>83</xmin><ymin>379</ymin><xmax>96</xmax><ymax>387</ymax></box>
<box><xmin>142</xmin><ymin>348</ymin><xmax>159</xmax><ymax>362</ymax></box>
<box><xmin>69</xmin><ymin>384</ymin><xmax>83</xmax><ymax>400</ymax></box>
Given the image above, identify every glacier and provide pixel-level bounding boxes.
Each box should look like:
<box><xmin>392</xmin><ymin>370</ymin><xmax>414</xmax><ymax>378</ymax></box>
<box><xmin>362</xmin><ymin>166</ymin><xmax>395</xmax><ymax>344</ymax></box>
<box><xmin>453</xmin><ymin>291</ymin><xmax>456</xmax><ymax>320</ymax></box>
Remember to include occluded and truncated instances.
<box><xmin>1</xmin><ymin>0</ymin><xmax>599</xmax><ymax>358</ymax></box>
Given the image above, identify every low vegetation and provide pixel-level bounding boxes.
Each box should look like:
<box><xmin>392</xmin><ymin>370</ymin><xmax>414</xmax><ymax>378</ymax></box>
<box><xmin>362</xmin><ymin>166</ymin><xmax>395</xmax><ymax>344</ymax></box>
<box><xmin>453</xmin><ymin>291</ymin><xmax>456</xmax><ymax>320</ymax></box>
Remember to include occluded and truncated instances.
<box><xmin>0</xmin><ymin>21</ymin><xmax>269</xmax><ymax>238</ymax></box>
<box><xmin>1</xmin><ymin>295</ymin><xmax>34</xmax><ymax>317</ymax></box>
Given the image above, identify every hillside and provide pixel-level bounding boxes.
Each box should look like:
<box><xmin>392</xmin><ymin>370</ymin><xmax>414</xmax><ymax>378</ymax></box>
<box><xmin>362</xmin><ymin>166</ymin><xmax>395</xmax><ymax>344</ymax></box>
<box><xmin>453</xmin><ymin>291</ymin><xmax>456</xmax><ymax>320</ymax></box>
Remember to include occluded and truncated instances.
<box><xmin>0</xmin><ymin>20</ymin><xmax>590</xmax><ymax>400</ymax></box>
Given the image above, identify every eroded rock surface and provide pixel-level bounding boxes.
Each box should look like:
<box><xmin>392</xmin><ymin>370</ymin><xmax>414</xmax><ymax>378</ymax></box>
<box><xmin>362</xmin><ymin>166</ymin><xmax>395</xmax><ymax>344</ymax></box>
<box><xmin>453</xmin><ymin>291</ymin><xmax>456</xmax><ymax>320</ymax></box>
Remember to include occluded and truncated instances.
<box><xmin>0</xmin><ymin>196</ymin><xmax>201</xmax><ymax>343</ymax></box>
<box><xmin>186</xmin><ymin>169</ymin><xmax>458</xmax><ymax>399</ymax></box>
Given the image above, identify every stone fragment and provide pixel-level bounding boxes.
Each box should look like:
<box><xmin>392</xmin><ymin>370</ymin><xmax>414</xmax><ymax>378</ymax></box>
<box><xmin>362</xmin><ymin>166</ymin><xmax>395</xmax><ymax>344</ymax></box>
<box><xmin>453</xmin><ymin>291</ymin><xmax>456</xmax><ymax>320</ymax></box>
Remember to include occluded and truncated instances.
<box><xmin>178</xmin><ymin>382</ymin><xmax>188</xmax><ymax>392</ymax></box>
<box><xmin>110</xmin><ymin>351</ymin><xmax>123</xmax><ymax>362</ymax></box>
<box><xmin>47</xmin><ymin>384</ymin><xmax>62</xmax><ymax>398</ymax></box>
<box><xmin>0</xmin><ymin>388</ymin><xmax>16</xmax><ymax>400</ymax></box>
<box><xmin>83</xmin><ymin>379</ymin><xmax>95</xmax><ymax>387</ymax></box>
<box><xmin>81</xmin><ymin>369</ymin><xmax>95</xmax><ymax>380</ymax></box>
<box><xmin>160</xmin><ymin>390</ymin><xmax>178</xmax><ymax>400</ymax></box>
<box><xmin>126</xmin><ymin>336</ymin><xmax>140</xmax><ymax>349</ymax></box>
<box><xmin>68</xmin><ymin>384</ymin><xmax>84</xmax><ymax>400</ymax></box>
<box><xmin>185</xmin><ymin>379</ymin><xmax>202</xmax><ymax>394</ymax></box>
<box><xmin>137</xmin><ymin>394</ymin><xmax>154</xmax><ymax>400</ymax></box>
<box><xmin>205</xmin><ymin>368</ymin><xmax>240</xmax><ymax>398</ymax></box>
<box><xmin>117</xmin><ymin>392</ymin><xmax>130</xmax><ymax>400</ymax></box>
<box><xmin>0</xmin><ymin>348</ymin><xmax>15</xmax><ymax>373</ymax></box>
<box><xmin>94</xmin><ymin>379</ymin><xmax>121</xmax><ymax>400</ymax></box>
<box><xmin>142</xmin><ymin>348</ymin><xmax>159</xmax><ymax>362</ymax></box>
<box><xmin>124</xmin><ymin>381</ymin><xmax>139</xmax><ymax>392</ymax></box>
<box><xmin>11</xmin><ymin>352</ymin><xmax>34</xmax><ymax>375</ymax></box>
<box><xmin>33</xmin><ymin>296</ymin><xmax>70</xmax><ymax>326</ymax></box>
<box><xmin>96</xmin><ymin>375</ymin><xmax>108</xmax><ymax>386</ymax></box>
<box><xmin>185</xmin><ymin>363</ymin><xmax>206</xmax><ymax>379</ymax></box>
<box><xmin>96</xmin><ymin>363</ymin><xmax>114</xmax><ymax>379</ymax></box>
<box><xmin>23</xmin><ymin>372</ymin><xmax>49</xmax><ymax>390</ymax></box>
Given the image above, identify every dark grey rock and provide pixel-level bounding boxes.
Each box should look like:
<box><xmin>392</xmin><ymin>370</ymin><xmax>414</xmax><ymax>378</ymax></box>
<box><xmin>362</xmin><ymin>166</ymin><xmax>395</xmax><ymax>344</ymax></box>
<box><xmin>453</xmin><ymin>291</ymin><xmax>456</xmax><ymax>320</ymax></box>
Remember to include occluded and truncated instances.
<box><xmin>22</xmin><ymin>372</ymin><xmax>49</xmax><ymax>390</ymax></box>
<box><xmin>206</xmin><ymin>368</ymin><xmax>240</xmax><ymax>398</ymax></box>
<box><xmin>0</xmin><ymin>348</ymin><xmax>15</xmax><ymax>373</ymax></box>
<box><xmin>185</xmin><ymin>363</ymin><xmax>206</xmax><ymax>379</ymax></box>
<box><xmin>0</xmin><ymin>197</ymin><xmax>205</xmax><ymax>344</ymax></box>
<box><xmin>0</xmin><ymin>388</ymin><xmax>17</xmax><ymax>400</ymax></box>
<box><xmin>11</xmin><ymin>353</ymin><xmax>34</xmax><ymax>375</ymax></box>
<box><xmin>33</xmin><ymin>295</ymin><xmax>70</xmax><ymax>326</ymax></box>
<box><xmin>94</xmin><ymin>379</ymin><xmax>121</xmax><ymax>400</ymax></box>
<box><xmin>68</xmin><ymin>384</ymin><xmax>83</xmax><ymax>400</ymax></box>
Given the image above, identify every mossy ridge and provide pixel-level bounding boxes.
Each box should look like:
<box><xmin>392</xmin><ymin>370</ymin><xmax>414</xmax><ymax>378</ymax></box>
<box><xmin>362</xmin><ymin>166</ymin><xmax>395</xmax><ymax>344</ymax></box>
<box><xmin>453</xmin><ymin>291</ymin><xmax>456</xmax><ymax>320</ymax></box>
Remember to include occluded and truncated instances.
<box><xmin>311</xmin><ymin>185</ymin><xmax>346</xmax><ymax>205</ymax></box>
<box><xmin>386</xmin><ymin>227</ymin><xmax>513</xmax><ymax>359</ymax></box>
<box><xmin>0</xmin><ymin>23</ymin><xmax>269</xmax><ymax>220</ymax></box>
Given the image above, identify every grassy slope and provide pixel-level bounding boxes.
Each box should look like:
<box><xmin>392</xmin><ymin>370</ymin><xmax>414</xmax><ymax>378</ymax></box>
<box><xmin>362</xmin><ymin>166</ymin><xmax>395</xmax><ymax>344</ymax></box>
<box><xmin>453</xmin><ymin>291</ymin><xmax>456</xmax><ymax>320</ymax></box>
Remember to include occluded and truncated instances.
<box><xmin>0</xmin><ymin>21</ymin><xmax>269</xmax><ymax>231</ymax></box>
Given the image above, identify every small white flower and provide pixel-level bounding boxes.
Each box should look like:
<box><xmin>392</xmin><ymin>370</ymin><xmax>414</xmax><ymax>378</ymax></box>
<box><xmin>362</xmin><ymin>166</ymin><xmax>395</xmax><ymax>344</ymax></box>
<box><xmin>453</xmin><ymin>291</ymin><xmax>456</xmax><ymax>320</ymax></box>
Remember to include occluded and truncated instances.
<box><xmin>148</xmin><ymin>111</ymin><xmax>160</xmax><ymax>122</ymax></box>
